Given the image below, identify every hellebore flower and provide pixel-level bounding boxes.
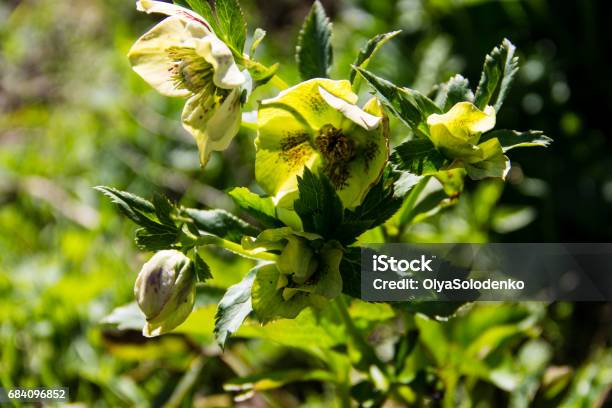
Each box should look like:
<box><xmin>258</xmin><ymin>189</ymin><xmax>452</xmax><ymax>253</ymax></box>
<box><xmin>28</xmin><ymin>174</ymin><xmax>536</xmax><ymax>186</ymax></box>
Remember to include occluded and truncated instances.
<box><xmin>255</xmin><ymin>79</ymin><xmax>389</xmax><ymax>209</ymax></box>
<box><xmin>243</xmin><ymin>228</ymin><xmax>343</xmax><ymax>322</ymax></box>
<box><xmin>134</xmin><ymin>249</ymin><xmax>196</xmax><ymax>337</ymax></box>
<box><xmin>426</xmin><ymin>101</ymin><xmax>510</xmax><ymax>179</ymax></box>
<box><xmin>128</xmin><ymin>0</ymin><xmax>246</xmax><ymax>166</ymax></box>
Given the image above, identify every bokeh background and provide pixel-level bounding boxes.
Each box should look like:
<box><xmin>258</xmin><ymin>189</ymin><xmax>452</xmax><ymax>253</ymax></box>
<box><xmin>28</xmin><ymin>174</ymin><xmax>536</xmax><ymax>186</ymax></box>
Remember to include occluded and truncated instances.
<box><xmin>1</xmin><ymin>0</ymin><xmax>610</xmax><ymax>406</ymax></box>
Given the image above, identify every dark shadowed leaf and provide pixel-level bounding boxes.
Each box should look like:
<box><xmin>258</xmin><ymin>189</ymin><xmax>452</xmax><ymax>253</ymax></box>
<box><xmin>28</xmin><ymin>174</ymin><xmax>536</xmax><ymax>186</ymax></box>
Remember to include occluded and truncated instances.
<box><xmin>391</xmin><ymin>138</ymin><xmax>447</xmax><ymax>176</ymax></box>
<box><xmin>185</xmin><ymin>208</ymin><xmax>258</xmax><ymax>242</ymax></box>
<box><xmin>294</xmin><ymin>168</ymin><xmax>343</xmax><ymax>238</ymax></box>
<box><xmin>193</xmin><ymin>251</ymin><xmax>213</xmax><ymax>282</ymax></box>
<box><xmin>336</xmin><ymin>171</ymin><xmax>402</xmax><ymax>244</ymax></box>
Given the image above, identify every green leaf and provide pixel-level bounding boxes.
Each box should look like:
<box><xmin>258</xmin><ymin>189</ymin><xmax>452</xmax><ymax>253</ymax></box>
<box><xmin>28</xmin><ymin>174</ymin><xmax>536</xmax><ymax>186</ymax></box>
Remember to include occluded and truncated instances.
<box><xmin>249</xmin><ymin>28</ymin><xmax>266</xmax><ymax>57</ymax></box>
<box><xmin>350</xmin><ymin>30</ymin><xmax>401</xmax><ymax>84</ymax></box>
<box><xmin>184</xmin><ymin>208</ymin><xmax>258</xmax><ymax>242</ymax></box>
<box><xmin>473</xmin><ymin>38</ymin><xmax>519</xmax><ymax>111</ymax></box>
<box><xmin>336</xmin><ymin>171</ymin><xmax>403</xmax><ymax>245</ymax></box>
<box><xmin>434</xmin><ymin>74</ymin><xmax>474</xmax><ymax>111</ymax></box>
<box><xmin>135</xmin><ymin>228</ymin><xmax>180</xmax><ymax>251</ymax></box>
<box><xmin>152</xmin><ymin>193</ymin><xmax>176</xmax><ymax>227</ymax></box>
<box><xmin>95</xmin><ymin>186</ymin><xmax>174</xmax><ymax>233</ymax></box>
<box><xmin>183</xmin><ymin>0</ymin><xmax>246</xmax><ymax>57</ymax></box>
<box><xmin>183</xmin><ymin>1</ymin><xmax>216</xmax><ymax>28</ymax></box>
<box><xmin>101</xmin><ymin>302</ymin><xmax>145</xmax><ymax>331</ymax></box>
<box><xmin>355</xmin><ymin>67</ymin><xmax>441</xmax><ymax>137</ymax></box>
<box><xmin>228</xmin><ymin>187</ymin><xmax>282</xmax><ymax>228</ymax></box>
<box><xmin>193</xmin><ymin>251</ymin><xmax>213</xmax><ymax>282</ymax></box>
<box><xmin>215</xmin><ymin>0</ymin><xmax>247</xmax><ymax>55</ymax></box>
<box><xmin>391</xmin><ymin>138</ymin><xmax>447</xmax><ymax>175</ymax></box>
<box><xmin>214</xmin><ymin>267</ymin><xmax>258</xmax><ymax>347</ymax></box>
<box><xmin>480</xmin><ymin>129</ymin><xmax>553</xmax><ymax>152</ymax></box>
<box><xmin>225</xmin><ymin>369</ymin><xmax>335</xmax><ymax>392</ymax></box>
<box><xmin>238</xmin><ymin>307</ymin><xmax>341</xmax><ymax>349</ymax></box>
<box><xmin>294</xmin><ymin>168</ymin><xmax>343</xmax><ymax>239</ymax></box>
<box><xmin>296</xmin><ymin>0</ymin><xmax>333</xmax><ymax>80</ymax></box>
<box><xmin>339</xmin><ymin>247</ymin><xmax>361</xmax><ymax>298</ymax></box>
<box><xmin>398</xmin><ymin>302</ymin><xmax>466</xmax><ymax>322</ymax></box>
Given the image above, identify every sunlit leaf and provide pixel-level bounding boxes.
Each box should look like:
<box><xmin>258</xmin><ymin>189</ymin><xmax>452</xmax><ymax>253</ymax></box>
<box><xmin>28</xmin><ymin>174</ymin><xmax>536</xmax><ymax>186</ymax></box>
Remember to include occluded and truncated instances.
<box><xmin>474</xmin><ymin>38</ymin><xmax>519</xmax><ymax>111</ymax></box>
<box><xmin>296</xmin><ymin>0</ymin><xmax>333</xmax><ymax>79</ymax></box>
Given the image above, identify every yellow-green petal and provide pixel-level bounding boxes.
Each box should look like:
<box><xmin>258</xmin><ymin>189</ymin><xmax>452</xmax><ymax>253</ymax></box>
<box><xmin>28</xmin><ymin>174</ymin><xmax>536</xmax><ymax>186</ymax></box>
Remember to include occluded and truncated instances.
<box><xmin>334</xmin><ymin>97</ymin><xmax>389</xmax><ymax>208</ymax></box>
<box><xmin>128</xmin><ymin>16</ymin><xmax>206</xmax><ymax>97</ymax></box>
<box><xmin>259</xmin><ymin>78</ymin><xmax>357</xmax><ymax>131</ymax></box>
<box><xmin>465</xmin><ymin>138</ymin><xmax>511</xmax><ymax>179</ymax></box>
<box><xmin>182</xmin><ymin>89</ymin><xmax>242</xmax><ymax>166</ymax></box>
<box><xmin>196</xmin><ymin>35</ymin><xmax>245</xmax><ymax>89</ymax></box>
<box><xmin>256</xmin><ymin>79</ymin><xmax>388</xmax><ymax>209</ymax></box>
<box><xmin>137</xmin><ymin>0</ymin><xmax>213</xmax><ymax>33</ymax></box>
<box><xmin>427</xmin><ymin>101</ymin><xmax>496</xmax><ymax>158</ymax></box>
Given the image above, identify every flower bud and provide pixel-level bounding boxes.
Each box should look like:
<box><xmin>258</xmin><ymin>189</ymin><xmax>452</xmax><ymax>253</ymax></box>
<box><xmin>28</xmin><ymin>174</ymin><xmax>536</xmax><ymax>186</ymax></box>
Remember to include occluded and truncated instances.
<box><xmin>134</xmin><ymin>250</ymin><xmax>196</xmax><ymax>337</ymax></box>
<box><xmin>276</xmin><ymin>236</ymin><xmax>318</xmax><ymax>284</ymax></box>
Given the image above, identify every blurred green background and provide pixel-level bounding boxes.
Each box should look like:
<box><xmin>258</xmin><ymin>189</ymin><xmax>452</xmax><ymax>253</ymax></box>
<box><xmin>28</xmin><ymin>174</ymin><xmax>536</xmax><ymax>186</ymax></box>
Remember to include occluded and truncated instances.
<box><xmin>1</xmin><ymin>0</ymin><xmax>610</xmax><ymax>406</ymax></box>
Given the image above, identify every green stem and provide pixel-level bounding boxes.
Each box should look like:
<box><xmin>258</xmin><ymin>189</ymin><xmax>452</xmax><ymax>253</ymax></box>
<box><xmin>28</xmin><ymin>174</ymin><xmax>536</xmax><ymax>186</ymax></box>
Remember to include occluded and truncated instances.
<box><xmin>396</xmin><ymin>175</ymin><xmax>431</xmax><ymax>227</ymax></box>
<box><xmin>165</xmin><ymin>354</ymin><xmax>206</xmax><ymax>408</ymax></box>
<box><xmin>334</xmin><ymin>296</ymin><xmax>385</xmax><ymax>372</ymax></box>
<box><xmin>195</xmin><ymin>235</ymin><xmax>277</xmax><ymax>262</ymax></box>
<box><xmin>269</xmin><ymin>74</ymin><xmax>289</xmax><ymax>90</ymax></box>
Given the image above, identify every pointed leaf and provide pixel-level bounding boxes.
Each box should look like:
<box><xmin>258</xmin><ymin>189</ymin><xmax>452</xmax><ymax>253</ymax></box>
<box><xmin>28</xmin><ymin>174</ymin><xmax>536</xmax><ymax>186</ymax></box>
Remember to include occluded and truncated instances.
<box><xmin>95</xmin><ymin>186</ymin><xmax>173</xmax><ymax>233</ymax></box>
<box><xmin>480</xmin><ymin>129</ymin><xmax>552</xmax><ymax>152</ymax></box>
<box><xmin>215</xmin><ymin>0</ymin><xmax>247</xmax><ymax>55</ymax></box>
<box><xmin>474</xmin><ymin>39</ymin><xmax>519</xmax><ymax>111</ymax></box>
<box><xmin>296</xmin><ymin>0</ymin><xmax>333</xmax><ymax>80</ymax></box>
<box><xmin>294</xmin><ymin>168</ymin><xmax>343</xmax><ymax>238</ymax></box>
<box><xmin>391</xmin><ymin>138</ymin><xmax>447</xmax><ymax>175</ymax></box>
<box><xmin>214</xmin><ymin>267</ymin><xmax>258</xmax><ymax>347</ymax></box>
<box><xmin>350</xmin><ymin>30</ymin><xmax>401</xmax><ymax>84</ymax></box>
<box><xmin>193</xmin><ymin>251</ymin><xmax>213</xmax><ymax>282</ymax></box>
<box><xmin>355</xmin><ymin>67</ymin><xmax>441</xmax><ymax>137</ymax></box>
<box><xmin>183</xmin><ymin>0</ymin><xmax>246</xmax><ymax>57</ymax></box>
<box><xmin>434</xmin><ymin>74</ymin><xmax>474</xmax><ymax>111</ymax></box>
<box><xmin>228</xmin><ymin>187</ymin><xmax>283</xmax><ymax>228</ymax></box>
<box><xmin>153</xmin><ymin>193</ymin><xmax>176</xmax><ymax>227</ymax></box>
<box><xmin>336</xmin><ymin>171</ymin><xmax>402</xmax><ymax>244</ymax></box>
<box><xmin>185</xmin><ymin>208</ymin><xmax>258</xmax><ymax>242</ymax></box>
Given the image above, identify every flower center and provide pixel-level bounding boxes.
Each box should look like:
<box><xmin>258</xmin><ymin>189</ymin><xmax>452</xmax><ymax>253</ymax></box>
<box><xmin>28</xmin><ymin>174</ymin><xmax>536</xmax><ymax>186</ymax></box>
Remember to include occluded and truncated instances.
<box><xmin>166</xmin><ymin>46</ymin><xmax>214</xmax><ymax>94</ymax></box>
<box><xmin>315</xmin><ymin>125</ymin><xmax>356</xmax><ymax>189</ymax></box>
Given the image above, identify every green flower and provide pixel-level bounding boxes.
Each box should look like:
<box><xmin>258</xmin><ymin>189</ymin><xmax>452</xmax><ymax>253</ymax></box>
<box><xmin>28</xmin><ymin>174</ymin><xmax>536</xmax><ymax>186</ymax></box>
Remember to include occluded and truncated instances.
<box><xmin>243</xmin><ymin>228</ymin><xmax>343</xmax><ymax>322</ymax></box>
<box><xmin>255</xmin><ymin>79</ymin><xmax>389</xmax><ymax>209</ymax></box>
<box><xmin>128</xmin><ymin>0</ymin><xmax>247</xmax><ymax>166</ymax></box>
<box><xmin>134</xmin><ymin>249</ymin><xmax>196</xmax><ymax>337</ymax></box>
<box><xmin>426</xmin><ymin>101</ymin><xmax>510</xmax><ymax>179</ymax></box>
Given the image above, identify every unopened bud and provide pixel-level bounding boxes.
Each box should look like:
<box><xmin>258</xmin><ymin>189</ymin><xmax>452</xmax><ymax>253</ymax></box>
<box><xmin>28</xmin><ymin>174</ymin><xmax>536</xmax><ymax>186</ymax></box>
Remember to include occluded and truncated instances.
<box><xmin>277</xmin><ymin>236</ymin><xmax>318</xmax><ymax>284</ymax></box>
<box><xmin>134</xmin><ymin>250</ymin><xmax>196</xmax><ymax>337</ymax></box>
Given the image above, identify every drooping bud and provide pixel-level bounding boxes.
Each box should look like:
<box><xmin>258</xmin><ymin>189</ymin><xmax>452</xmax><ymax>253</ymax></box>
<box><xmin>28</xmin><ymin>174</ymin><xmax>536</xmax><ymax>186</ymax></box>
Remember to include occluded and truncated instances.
<box><xmin>134</xmin><ymin>250</ymin><xmax>196</xmax><ymax>337</ymax></box>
